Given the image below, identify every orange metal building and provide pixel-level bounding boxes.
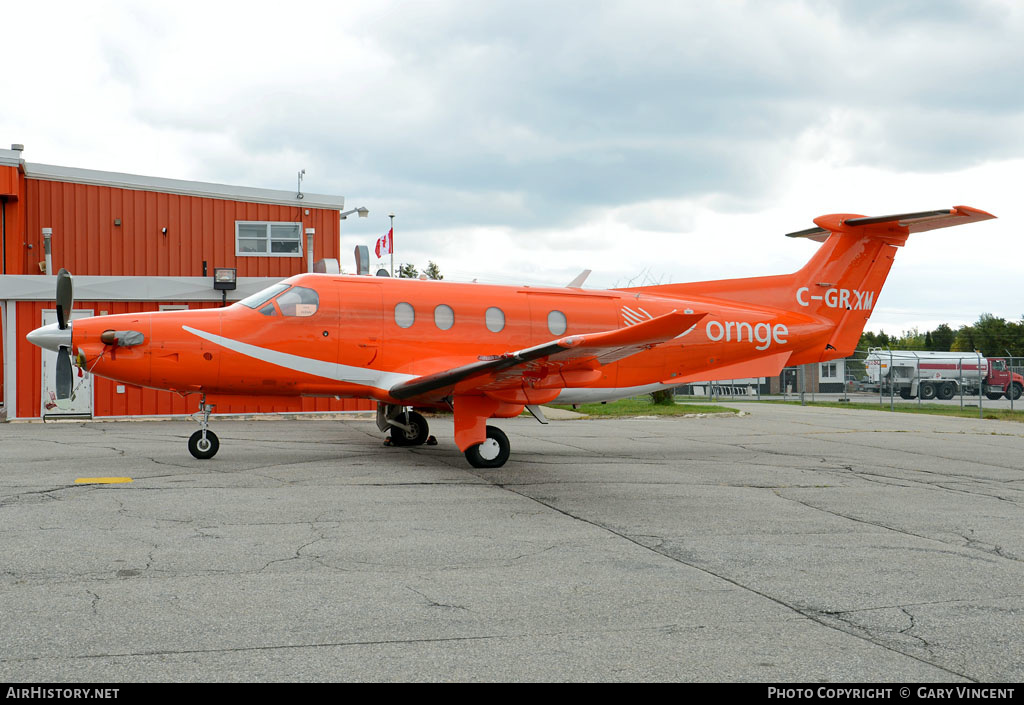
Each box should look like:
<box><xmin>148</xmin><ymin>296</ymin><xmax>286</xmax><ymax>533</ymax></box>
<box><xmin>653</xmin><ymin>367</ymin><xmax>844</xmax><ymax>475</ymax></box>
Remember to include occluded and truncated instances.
<box><xmin>1</xmin><ymin>144</ymin><xmax>373</xmax><ymax>420</ymax></box>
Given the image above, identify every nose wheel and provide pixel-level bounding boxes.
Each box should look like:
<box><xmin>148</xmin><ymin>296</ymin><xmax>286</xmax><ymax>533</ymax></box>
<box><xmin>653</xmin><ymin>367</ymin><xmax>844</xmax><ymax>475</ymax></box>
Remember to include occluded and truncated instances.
<box><xmin>188</xmin><ymin>396</ymin><xmax>219</xmax><ymax>459</ymax></box>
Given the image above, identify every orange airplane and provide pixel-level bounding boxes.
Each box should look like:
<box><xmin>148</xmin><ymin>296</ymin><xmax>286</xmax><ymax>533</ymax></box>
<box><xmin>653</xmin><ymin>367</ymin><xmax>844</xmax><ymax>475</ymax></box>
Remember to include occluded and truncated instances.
<box><xmin>26</xmin><ymin>206</ymin><xmax>995</xmax><ymax>468</ymax></box>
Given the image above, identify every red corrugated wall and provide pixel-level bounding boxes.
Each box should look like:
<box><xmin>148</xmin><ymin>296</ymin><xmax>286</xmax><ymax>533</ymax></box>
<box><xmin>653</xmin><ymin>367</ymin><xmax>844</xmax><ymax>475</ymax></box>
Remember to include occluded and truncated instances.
<box><xmin>19</xmin><ymin>178</ymin><xmax>340</xmax><ymax>277</ymax></box>
<box><xmin>15</xmin><ymin>300</ymin><xmax>373</xmax><ymax>418</ymax></box>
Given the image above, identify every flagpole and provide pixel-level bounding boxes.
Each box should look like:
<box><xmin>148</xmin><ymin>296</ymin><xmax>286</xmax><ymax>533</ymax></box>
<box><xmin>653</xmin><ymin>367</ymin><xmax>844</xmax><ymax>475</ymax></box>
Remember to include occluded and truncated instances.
<box><xmin>389</xmin><ymin>213</ymin><xmax>395</xmax><ymax>277</ymax></box>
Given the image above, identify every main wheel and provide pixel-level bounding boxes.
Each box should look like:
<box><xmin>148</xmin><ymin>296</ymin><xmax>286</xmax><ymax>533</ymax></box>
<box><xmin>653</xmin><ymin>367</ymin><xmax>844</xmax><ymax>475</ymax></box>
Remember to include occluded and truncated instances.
<box><xmin>389</xmin><ymin>410</ymin><xmax>429</xmax><ymax>446</ymax></box>
<box><xmin>464</xmin><ymin>425</ymin><xmax>510</xmax><ymax>469</ymax></box>
<box><xmin>1009</xmin><ymin>383</ymin><xmax>1023</xmax><ymax>401</ymax></box>
<box><xmin>938</xmin><ymin>382</ymin><xmax>956</xmax><ymax>400</ymax></box>
<box><xmin>920</xmin><ymin>382</ymin><xmax>936</xmax><ymax>400</ymax></box>
<box><xmin>188</xmin><ymin>430</ymin><xmax>220</xmax><ymax>459</ymax></box>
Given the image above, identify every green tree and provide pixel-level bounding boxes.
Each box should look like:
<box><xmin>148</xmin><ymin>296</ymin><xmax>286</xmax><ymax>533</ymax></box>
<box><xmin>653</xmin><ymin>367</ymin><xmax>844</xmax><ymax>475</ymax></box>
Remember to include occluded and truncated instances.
<box><xmin>950</xmin><ymin>326</ymin><xmax>976</xmax><ymax>352</ymax></box>
<box><xmin>929</xmin><ymin>323</ymin><xmax>955</xmax><ymax>351</ymax></box>
<box><xmin>423</xmin><ymin>261</ymin><xmax>444</xmax><ymax>280</ymax></box>
<box><xmin>398</xmin><ymin>263</ymin><xmax>418</xmax><ymax>279</ymax></box>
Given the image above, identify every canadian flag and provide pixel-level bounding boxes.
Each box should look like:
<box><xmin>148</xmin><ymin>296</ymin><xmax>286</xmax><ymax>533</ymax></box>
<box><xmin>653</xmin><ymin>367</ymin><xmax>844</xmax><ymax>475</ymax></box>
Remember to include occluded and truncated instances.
<box><xmin>375</xmin><ymin>228</ymin><xmax>393</xmax><ymax>258</ymax></box>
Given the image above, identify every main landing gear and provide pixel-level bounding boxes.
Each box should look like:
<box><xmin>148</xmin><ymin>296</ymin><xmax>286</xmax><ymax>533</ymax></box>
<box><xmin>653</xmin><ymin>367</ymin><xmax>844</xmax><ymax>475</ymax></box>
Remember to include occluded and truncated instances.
<box><xmin>188</xmin><ymin>396</ymin><xmax>219</xmax><ymax>459</ymax></box>
<box><xmin>464</xmin><ymin>426</ymin><xmax>510</xmax><ymax>469</ymax></box>
<box><xmin>378</xmin><ymin>403</ymin><xmax>512</xmax><ymax>468</ymax></box>
<box><xmin>378</xmin><ymin>404</ymin><xmax>431</xmax><ymax>447</ymax></box>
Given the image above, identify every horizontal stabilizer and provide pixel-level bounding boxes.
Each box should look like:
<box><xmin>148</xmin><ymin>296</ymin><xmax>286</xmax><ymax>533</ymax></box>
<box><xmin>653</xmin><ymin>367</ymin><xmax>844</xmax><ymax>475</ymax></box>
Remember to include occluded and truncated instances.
<box><xmin>786</xmin><ymin>205</ymin><xmax>995</xmax><ymax>241</ymax></box>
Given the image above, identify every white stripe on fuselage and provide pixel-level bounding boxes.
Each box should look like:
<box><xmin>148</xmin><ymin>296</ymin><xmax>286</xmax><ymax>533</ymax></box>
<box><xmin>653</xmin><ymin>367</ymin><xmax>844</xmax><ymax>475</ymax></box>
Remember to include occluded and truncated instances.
<box><xmin>182</xmin><ymin>326</ymin><xmax>416</xmax><ymax>392</ymax></box>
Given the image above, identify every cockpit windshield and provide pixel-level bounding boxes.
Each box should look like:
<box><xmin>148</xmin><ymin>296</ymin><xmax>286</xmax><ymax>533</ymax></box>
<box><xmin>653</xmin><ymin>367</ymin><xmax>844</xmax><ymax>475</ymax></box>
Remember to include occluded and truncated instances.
<box><xmin>276</xmin><ymin>286</ymin><xmax>319</xmax><ymax>317</ymax></box>
<box><xmin>237</xmin><ymin>283</ymin><xmax>290</xmax><ymax>310</ymax></box>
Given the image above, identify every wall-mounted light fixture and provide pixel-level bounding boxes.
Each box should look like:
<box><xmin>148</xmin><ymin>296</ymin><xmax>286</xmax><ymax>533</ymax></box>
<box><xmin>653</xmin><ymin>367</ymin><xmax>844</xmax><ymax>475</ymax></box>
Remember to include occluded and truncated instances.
<box><xmin>213</xmin><ymin>267</ymin><xmax>237</xmax><ymax>307</ymax></box>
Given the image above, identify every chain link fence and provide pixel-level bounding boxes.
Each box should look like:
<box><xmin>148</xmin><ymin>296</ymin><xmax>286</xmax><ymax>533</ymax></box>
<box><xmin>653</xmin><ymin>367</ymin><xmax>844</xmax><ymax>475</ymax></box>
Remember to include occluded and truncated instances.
<box><xmin>676</xmin><ymin>351</ymin><xmax>1023</xmax><ymax>414</ymax></box>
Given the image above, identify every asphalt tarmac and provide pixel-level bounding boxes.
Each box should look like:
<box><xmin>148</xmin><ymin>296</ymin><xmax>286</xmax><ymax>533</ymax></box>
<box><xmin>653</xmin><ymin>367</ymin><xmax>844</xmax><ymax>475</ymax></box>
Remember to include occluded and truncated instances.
<box><xmin>1</xmin><ymin>404</ymin><xmax>1022</xmax><ymax>682</ymax></box>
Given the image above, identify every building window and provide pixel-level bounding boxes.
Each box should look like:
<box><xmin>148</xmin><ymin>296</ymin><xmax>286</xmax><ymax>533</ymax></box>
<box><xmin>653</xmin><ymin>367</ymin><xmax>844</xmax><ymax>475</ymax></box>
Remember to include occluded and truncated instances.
<box><xmin>434</xmin><ymin>304</ymin><xmax>455</xmax><ymax>330</ymax></box>
<box><xmin>236</xmin><ymin>221</ymin><xmax>303</xmax><ymax>257</ymax></box>
<box><xmin>485</xmin><ymin>307</ymin><xmax>505</xmax><ymax>333</ymax></box>
<box><xmin>821</xmin><ymin>362</ymin><xmax>838</xmax><ymax>379</ymax></box>
<box><xmin>548</xmin><ymin>310</ymin><xmax>567</xmax><ymax>336</ymax></box>
<box><xmin>395</xmin><ymin>302</ymin><xmax>415</xmax><ymax>328</ymax></box>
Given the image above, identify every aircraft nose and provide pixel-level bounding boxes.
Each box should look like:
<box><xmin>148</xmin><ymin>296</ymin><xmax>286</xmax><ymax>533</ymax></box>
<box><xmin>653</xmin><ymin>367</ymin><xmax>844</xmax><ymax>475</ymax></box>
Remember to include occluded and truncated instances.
<box><xmin>26</xmin><ymin>322</ymin><xmax>72</xmax><ymax>352</ymax></box>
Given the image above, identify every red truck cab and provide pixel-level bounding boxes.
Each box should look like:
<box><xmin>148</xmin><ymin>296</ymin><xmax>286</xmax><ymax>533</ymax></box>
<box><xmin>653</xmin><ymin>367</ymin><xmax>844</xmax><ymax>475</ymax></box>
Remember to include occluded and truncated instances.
<box><xmin>987</xmin><ymin>358</ymin><xmax>1024</xmax><ymax>401</ymax></box>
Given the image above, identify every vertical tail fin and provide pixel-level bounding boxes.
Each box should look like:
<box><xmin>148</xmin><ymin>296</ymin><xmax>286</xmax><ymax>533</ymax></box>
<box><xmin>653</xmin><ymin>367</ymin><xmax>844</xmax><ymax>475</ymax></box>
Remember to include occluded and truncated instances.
<box><xmin>624</xmin><ymin>206</ymin><xmax>995</xmax><ymax>360</ymax></box>
<box><xmin>785</xmin><ymin>206</ymin><xmax>995</xmax><ymax>357</ymax></box>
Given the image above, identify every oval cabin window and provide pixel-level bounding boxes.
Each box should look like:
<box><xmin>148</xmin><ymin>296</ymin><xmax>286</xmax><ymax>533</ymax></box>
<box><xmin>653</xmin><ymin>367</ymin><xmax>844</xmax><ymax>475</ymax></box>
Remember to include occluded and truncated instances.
<box><xmin>434</xmin><ymin>304</ymin><xmax>455</xmax><ymax>331</ymax></box>
<box><xmin>394</xmin><ymin>302</ymin><xmax>415</xmax><ymax>328</ymax></box>
<box><xmin>548</xmin><ymin>310</ymin><xmax>567</xmax><ymax>336</ymax></box>
<box><xmin>485</xmin><ymin>307</ymin><xmax>505</xmax><ymax>333</ymax></box>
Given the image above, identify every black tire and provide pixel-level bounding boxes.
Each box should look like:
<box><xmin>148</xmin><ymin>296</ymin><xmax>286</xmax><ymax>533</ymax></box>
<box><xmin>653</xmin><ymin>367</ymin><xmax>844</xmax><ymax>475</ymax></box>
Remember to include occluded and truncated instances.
<box><xmin>938</xmin><ymin>382</ymin><xmax>956</xmax><ymax>401</ymax></box>
<box><xmin>464</xmin><ymin>425</ymin><xmax>510</xmax><ymax>469</ymax></box>
<box><xmin>389</xmin><ymin>410</ymin><xmax>429</xmax><ymax>446</ymax></box>
<box><xmin>899</xmin><ymin>388</ymin><xmax>912</xmax><ymax>400</ymax></box>
<box><xmin>920</xmin><ymin>382</ymin><xmax>936</xmax><ymax>400</ymax></box>
<box><xmin>986</xmin><ymin>392</ymin><xmax>1004</xmax><ymax>401</ymax></box>
<box><xmin>188</xmin><ymin>430</ymin><xmax>219</xmax><ymax>459</ymax></box>
<box><xmin>1009</xmin><ymin>383</ymin><xmax>1023</xmax><ymax>401</ymax></box>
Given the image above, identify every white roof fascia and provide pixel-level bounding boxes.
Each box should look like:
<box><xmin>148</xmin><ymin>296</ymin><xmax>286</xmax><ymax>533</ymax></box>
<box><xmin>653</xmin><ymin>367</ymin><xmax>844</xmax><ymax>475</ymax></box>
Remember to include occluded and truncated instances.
<box><xmin>0</xmin><ymin>275</ymin><xmax>292</xmax><ymax>302</ymax></box>
<box><xmin>23</xmin><ymin>162</ymin><xmax>346</xmax><ymax>211</ymax></box>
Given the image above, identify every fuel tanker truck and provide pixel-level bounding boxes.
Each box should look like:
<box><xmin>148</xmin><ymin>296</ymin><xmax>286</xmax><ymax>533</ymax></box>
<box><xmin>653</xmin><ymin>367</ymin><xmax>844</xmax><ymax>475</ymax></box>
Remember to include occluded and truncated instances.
<box><xmin>865</xmin><ymin>349</ymin><xmax>1023</xmax><ymax>400</ymax></box>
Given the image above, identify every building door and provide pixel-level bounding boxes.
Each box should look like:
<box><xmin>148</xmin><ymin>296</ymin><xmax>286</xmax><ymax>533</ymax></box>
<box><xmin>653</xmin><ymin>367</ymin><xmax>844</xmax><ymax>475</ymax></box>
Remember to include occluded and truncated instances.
<box><xmin>40</xmin><ymin>309</ymin><xmax>93</xmax><ymax>417</ymax></box>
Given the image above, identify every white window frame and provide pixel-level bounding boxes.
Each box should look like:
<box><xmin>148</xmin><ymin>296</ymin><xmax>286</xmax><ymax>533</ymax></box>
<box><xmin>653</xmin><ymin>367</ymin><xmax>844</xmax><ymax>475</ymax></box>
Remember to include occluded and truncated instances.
<box><xmin>235</xmin><ymin>221</ymin><xmax>303</xmax><ymax>257</ymax></box>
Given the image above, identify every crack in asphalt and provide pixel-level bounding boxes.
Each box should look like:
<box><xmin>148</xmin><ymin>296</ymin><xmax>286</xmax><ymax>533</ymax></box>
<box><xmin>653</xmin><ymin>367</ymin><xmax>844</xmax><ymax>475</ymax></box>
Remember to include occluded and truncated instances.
<box><xmin>470</xmin><ymin>474</ymin><xmax>978</xmax><ymax>683</ymax></box>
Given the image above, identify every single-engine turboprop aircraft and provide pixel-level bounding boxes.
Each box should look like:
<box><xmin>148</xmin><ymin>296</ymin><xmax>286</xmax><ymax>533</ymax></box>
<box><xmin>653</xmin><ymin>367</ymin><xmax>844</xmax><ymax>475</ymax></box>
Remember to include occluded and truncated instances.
<box><xmin>27</xmin><ymin>206</ymin><xmax>995</xmax><ymax>468</ymax></box>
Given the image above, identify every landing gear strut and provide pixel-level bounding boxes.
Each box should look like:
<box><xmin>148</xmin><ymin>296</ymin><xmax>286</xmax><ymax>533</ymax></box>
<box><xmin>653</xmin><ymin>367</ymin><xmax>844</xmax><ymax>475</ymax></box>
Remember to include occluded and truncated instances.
<box><xmin>378</xmin><ymin>404</ymin><xmax>430</xmax><ymax>446</ymax></box>
<box><xmin>188</xmin><ymin>396</ymin><xmax>219</xmax><ymax>459</ymax></box>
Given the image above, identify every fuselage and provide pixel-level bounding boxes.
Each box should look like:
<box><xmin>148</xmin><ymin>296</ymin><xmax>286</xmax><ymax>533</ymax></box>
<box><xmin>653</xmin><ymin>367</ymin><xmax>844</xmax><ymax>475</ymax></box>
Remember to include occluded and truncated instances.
<box><xmin>62</xmin><ymin>273</ymin><xmax>832</xmax><ymax>406</ymax></box>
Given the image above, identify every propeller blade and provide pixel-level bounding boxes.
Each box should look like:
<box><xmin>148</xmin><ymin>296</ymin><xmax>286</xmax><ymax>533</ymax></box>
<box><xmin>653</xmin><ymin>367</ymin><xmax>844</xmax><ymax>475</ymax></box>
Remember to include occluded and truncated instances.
<box><xmin>56</xmin><ymin>268</ymin><xmax>74</xmax><ymax>330</ymax></box>
<box><xmin>56</xmin><ymin>347</ymin><xmax>73</xmax><ymax>400</ymax></box>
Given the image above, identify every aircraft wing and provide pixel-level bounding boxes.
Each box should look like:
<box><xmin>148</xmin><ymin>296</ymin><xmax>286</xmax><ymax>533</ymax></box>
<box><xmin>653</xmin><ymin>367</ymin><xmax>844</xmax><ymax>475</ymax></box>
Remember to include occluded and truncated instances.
<box><xmin>389</xmin><ymin>310</ymin><xmax>706</xmax><ymax>403</ymax></box>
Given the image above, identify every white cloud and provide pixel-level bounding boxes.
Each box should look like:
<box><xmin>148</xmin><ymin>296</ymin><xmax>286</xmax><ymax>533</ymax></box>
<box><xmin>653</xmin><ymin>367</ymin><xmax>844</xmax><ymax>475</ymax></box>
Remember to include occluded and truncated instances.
<box><xmin>3</xmin><ymin>0</ymin><xmax>1022</xmax><ymax>334</ymax></box>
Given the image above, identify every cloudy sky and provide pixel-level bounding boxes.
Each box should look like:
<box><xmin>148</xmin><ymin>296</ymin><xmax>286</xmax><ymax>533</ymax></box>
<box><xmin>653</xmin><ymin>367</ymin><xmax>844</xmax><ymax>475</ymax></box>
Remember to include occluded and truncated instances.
<box><xmin>4</xmin><ymin>0</ymin><xmax>1022</xmax><ymax>334</ymax></box>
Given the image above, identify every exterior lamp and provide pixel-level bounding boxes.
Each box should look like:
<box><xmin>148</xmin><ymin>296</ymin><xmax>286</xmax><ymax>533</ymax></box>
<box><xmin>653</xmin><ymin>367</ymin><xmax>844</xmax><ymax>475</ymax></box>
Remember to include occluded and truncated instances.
<box><xmin>340</xmin><ymin>207</ymin><xmax>369</xmax><ymax>220</ymax></box>
<box><xmin>213</xmin><ymin>267</ymin><xmax>237</xmax><ymax>307</ymax></box>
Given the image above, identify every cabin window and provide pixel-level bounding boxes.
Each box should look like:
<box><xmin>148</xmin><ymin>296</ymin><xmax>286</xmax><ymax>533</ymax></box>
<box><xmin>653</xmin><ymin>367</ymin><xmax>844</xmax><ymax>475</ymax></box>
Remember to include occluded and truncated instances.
<box><xmin>276</xmin><ymin>287</ymin><xmax>319</xmax><ymax>317</ymax></box>
<box><xmin>485</xmin><ymin>307</ymin><xmax>505</xmax><ymax>333</ymax></box>
<box><xmin>547</xmin><ymin>310</ymin><xmax>567</xmax><ymax>336</ymax></box>
<box><xmin>395</xmin><ymin>302</ymin><xmax>415</xmax><ymax>328</ymax></box>
<box><xmin>235</xmin><ymin>221</ymin><xmax>303</xmax><ymax>257</ymax></box>
<box><xmin>434</xmin><ymin>304</ymin><xmax>455</xmax><ymax>331</ymax></box>
<box><xmin>238</xmin><ymin>283</ymin><xmax>290</xmax><ymax>309</ymax></box>
<box><xmin>259</xmin><ymin>303</ymin><xmax>276</xmax><ymax>316</ymax></box>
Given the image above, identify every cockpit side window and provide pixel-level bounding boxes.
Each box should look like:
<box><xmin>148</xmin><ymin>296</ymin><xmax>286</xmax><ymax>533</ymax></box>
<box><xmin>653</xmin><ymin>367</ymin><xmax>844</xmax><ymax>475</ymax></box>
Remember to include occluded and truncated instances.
<box><xmin>276</xmin><ymin>286</ymin><xmax>319</xmax><ymax>317</ymax></box>
<box><xmin>259</xmin><ymin>303</ymin><xmax>277</xmax><ymax>316</ymax></box>
<box><xmin>238</xmin><ymin>283</ymin><xmax>290</xmax><ymax>309</ymax></box>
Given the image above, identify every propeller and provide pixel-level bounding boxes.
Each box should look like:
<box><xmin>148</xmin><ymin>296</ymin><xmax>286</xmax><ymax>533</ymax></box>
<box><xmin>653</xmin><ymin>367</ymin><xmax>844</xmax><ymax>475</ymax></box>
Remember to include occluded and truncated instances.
<box><xmin>56</xmin><ymin>268</ymin><xmax>73</xmax><ymax>330</ymax></box>
<box><xmin>54</xmin><ymin>268</ymin><xmax>74</xmax><ymax>401</ymax></box>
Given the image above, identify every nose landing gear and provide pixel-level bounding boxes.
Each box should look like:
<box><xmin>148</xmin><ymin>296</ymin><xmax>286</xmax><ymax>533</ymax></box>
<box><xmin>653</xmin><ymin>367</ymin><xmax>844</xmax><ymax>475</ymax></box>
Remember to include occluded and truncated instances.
<box><xmin>188</xmin><ymin>396</ymin><xmax>219</xmax><ymax>459</ymax></box>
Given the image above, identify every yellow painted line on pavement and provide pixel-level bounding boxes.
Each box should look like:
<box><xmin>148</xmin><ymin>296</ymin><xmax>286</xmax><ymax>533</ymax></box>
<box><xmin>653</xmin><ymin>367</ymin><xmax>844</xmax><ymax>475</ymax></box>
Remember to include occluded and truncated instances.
<box><xmin>75</xmin><ymin>477</ymin><xmax>134</xmax><ymax>485</ymax></box>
